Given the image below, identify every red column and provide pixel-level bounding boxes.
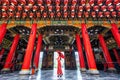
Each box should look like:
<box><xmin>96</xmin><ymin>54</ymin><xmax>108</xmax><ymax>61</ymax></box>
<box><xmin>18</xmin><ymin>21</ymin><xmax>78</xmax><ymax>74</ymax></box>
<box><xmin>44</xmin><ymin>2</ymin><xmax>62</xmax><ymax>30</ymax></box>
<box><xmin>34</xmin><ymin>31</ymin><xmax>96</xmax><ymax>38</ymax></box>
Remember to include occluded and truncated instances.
<box><xmin>111</xmin><ymin>23</ymin><xmax>120</xmax><ymax>48</ymax></box>
<box><xmin>0</xmin><ymin>48</ymin><xmax>5</xmax><ymax>61</ymax></box>
<box><xmin>81</xmin><ymin>23</ymin><xmax>99</xmax><ymax>74</ymax></box>
<box><xmin>19</xmin><ymin>23</ymin><xmax>37</xmax><ymax>74</ymax></box>
<box><xmin>2</xmin><ymin>34</ymin><xmax>20</xmax><ymax>71</ymax></box>
<box><xmin>113</xmin><ymin>49</ymin><xmax>120</xmax><ymax>66</ymax></box>
<box><xmin>0</xmin><ymin>23</ymin><xmax>7</xmax><ymax>44</ymax></box>
<box><xmin>98</xmin><ymin>34</ymin><xmax>115</xmax><ymax>71</ymax></box>
<box><xmin>75</xmin><ymin>34</ymin><xmax>86</xmax><ymax>72</ymax></box>
<box><xmin>34</xmin><ymin>34</ymin><xmax>42</xmax><ymax>70</ymax></box>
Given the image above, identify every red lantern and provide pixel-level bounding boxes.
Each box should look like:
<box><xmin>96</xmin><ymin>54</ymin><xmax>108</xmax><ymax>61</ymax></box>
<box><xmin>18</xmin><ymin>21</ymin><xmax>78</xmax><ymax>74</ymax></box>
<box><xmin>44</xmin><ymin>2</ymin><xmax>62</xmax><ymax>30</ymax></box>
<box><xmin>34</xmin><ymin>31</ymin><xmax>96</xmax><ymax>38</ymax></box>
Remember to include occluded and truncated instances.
<box><xmin>36</xmin><ymin>12</ymin><xmax>41</xmax><ymax>18</ymax></box>
<box><xmin>106</xmin><ymin>0</ymin><xmax>112</xmax><ymax>6</ymax></box>
<box><xmin>78</xmin><ymin>12</ymin><xmax>82</xmax><ymax>18</ymax></box>
<box><xmin>64</xmin><ymin>12</ymin><xmax>67</xmax><ymax>18</ymax></box>
<box><xmin>22</xmin><ymin>12</ymin><xmax>27</xmax><ymax>18</ymax></box>
<box><xmin>47</xmin><ymin>0</ymin><xmax>51</xmax><ymax>6</ymax></box>
<box><xmin>2</xmin><ymin>0</ymin><xmax>9</xmax><ymax>5</ymax></box>
<box><xmin>25</xmin><ymin>6</ymin><xmax>30</xmax><ymax>12</ymax></box>
<box><xmin>98</xmin><ymin>12</ymin><xmax>103</xmax><ymax>17</ymax></box>
<box><xmin>78</xmin><ymin>6</ymin><xmax>83</xmax><ymax>11</ymax></box>
<box><xmin>101</xmin><ymin>6</ymin><xmax>107</xmax><ymax>11</ymax></box>
<box><xmin>9</xmin><ymin>12</ymin><xmax>14</xmax><ymax>18</ymax></box>
<box><xmin>91</xmin><ymin>12</ymin><xmax>96</xmax><ymax>17</ymax></box>
<box><xmin>9</xmin><ymin>5</ymin><xmax>15</xmax><ymax>11</ymax></box>
<box><xmin>71</xmin><ymin>12</ymin><xmax>75</xmax><ymax>18</ymax></box>
<box><xmin>56</xmin><ymin>0</ymin><xmax>60</xmax><ymax>6</ymax></box>
<box><xmin>116</xmin><ymin>6</ymin><xmax>120</xmax><ymax>11</ymax></box>
<box><xmin>28</xmin><ymin>0</ymin><xmax>34</xmax><ymax>6</ymax></box>
<box><xmin>40</xmin><ymin>6</ymin><xmax>44</xmax><ymax>12</ymax></box>
<box><xmin>93</xmin><ymin>6</ymin><xmax>99</xmax><ymax>11</ymax></box>
<box><xmin>72</xmin><ymin>0</ymin><xmax>77</xmax><ymax>6</ymax></box>
<box><xmin>80</xmin><ymin>0</ymin><xmax>86</xmax><ymax>6</ymax></box>
<box><xmin>43</xmin><ymin>12</ymin><xmax>47</xmax><ymax>18</ymax></box>
<box><xmin>50</xmin><ymin>12</ymin><xmax>54</xmax><ymax>18</ymax></box>
<box><xmin>85</xmin><ymin>4</ymin><xmax>90</xmax><ymax>11</ymax></box>
<box><xmin>112</xmin><ymin>12</ymin><xmax>116</xmax><ymax>17</ymax></box>
<box><xmin>11</xmin><ymin>0</ymin><xmax>17</xmax><ymax>5</ymax></box>
<box><xmin>64</xmin><ymin>6</ymin><xmax>67</xmax><ymax>12</ymax></box>
<box><xmin>38</xmin><ymin>0</ymin><xmax>42</xmax><ymax>6</ymax></box>
<box><xmin>16</xmin><ymin>12</ymin><xmax>20</xmax><ymax>18</ymax></box>
<box><xmin>48</xmin><ymin>6</ymin><xmax>52</xmax><ymax>12</ymax></box>
<box><xmin>2</xmin><ymin>12</ymin><xmax>8</xmax><ymax>18</ymax></box>
<box><xmin>117</xmin><ymin>12</ymin><xmax>120</xmax><ymax>16</ymax></box>
<box><xmin>57</xmin><ymin>12</ymin><xmax>61</xmax><ymax>17</ymax></box>
<box><xmin>17</xmin><ymin>5</ymin><xmax>22</xmax><ymax>11</ymax></box>
<box><xmin>84</xmin><ymin>12</ymin><xmax>89</xmax><ymax>18</ymax></box>
<box><xmin>64</xmin><ymin>0</ymin><xmax>68</xmax><ymax>5</ymax></box>
<box><xmin>30</xmin><ymin>12</ymin><xmax>34</xmax><ymax>18</ymax></box>
<box><xmin>97</xmin><ymin>0</ymin><xmax>103</xmax><ymax>6</ymax></box>
<box><xmin>71</xmin><ymin>6</ymin><xmax>75</xmax><ymax>11</ymax></box>
<box><xmin>2</xmin><ymin>6</ymin><xmax>8</xmax><ymax>11</ymax></box>
<box><xmin>56</xmin><ymin>6</ymin><xmax>60</xmax><ymax>12</ymax></box>
<box><xmin>89</xmin><ymin>0</ymin><xmax>94</xmax><ymax>6</ymax></box>
<box><xmin>108</xmin><ymin>6</ymin><xmax>114</xmax><ymax>11</ymax></box>
<box><xmin>114</xmin><ymin>0</ymin><xmax>120</xmax><ymax>5</ymax></box>
<box><xmin>104</xmin><ymin>11</ymin><xmax>110</xmax><ymax>17</ymax></box>
<box><xmin>33</xmin><ymin>6</ymin><xmax>38</xmax><ymax>12</ymax></box>
<box><xmin>20</xmin><ymin>0</ymin><xmax>26</xmax><ymax>5</ymax></box>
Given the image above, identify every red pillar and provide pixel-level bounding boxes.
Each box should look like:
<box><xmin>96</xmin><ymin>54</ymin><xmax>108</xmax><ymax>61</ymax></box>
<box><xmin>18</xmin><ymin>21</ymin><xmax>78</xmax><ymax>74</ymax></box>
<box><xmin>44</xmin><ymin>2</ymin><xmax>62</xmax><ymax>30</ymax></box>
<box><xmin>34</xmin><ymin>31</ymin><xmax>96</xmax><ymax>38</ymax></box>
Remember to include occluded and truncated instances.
<box><xmin>19</xmin><ymin>23</ymin><xmax>37</xmax><ymax>74</ymax></box>
<box><xmin>81</xmin><ymin>23</ymin><xmax>99</xmax><ymax>74</ymax></box>
<box><xmin>111</xmin><ymin>23</ymin><xmax>120</xmax><ymax>48</ymax></box>
<box><xmin>2</xmin><ymin>34</ymin><xmax>20</xmax><ymax>71</ymax></box>
<box><xmin>75</xmin><ymin>34</ymin><xmax>86</xmax><ymax>72</ymax></box>
<box><xmin>34</xmin><ymin>34</ymin><xmax>42</xmax><ymax>70</ymax></box>
<box><xmin>0</xmin><ymin>23</ymin><xmax>7</xmax><ymax>44</ymax></box>
<box><xmin>0</xmin><ymin>48</ymin><xmax>5</xmax><ymax>61</ymax></box>
<box><xmin>113</xmin><ymin>49</ymin><xmax>120</xmax><ymax>66</ymax></box>
<box><xmin>98</xmin><ymin>34</ymin><xmax>115</xmax><ymax>71</ymax></box>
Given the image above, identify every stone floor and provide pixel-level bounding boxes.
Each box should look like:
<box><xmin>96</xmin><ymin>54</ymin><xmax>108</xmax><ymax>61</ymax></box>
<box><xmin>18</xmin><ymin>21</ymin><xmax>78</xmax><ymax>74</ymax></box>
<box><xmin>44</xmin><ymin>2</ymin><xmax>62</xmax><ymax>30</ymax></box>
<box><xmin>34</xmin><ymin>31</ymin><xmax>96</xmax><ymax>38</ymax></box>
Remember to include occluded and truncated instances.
<box><xmin>0</xmin><ymin>70</ymin><xmax>120</xmax><ymax>80</ymax></box>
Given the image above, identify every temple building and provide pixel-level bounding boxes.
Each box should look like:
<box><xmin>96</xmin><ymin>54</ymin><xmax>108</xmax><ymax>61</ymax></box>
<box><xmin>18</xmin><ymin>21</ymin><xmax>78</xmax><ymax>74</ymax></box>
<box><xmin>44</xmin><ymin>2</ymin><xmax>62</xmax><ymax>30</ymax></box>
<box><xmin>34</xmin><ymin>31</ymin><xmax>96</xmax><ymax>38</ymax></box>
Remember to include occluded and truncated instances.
<box><xmin>0</xmin><ymin>0</ymin><xmax>120</xmax><ymax>80</ymax></box>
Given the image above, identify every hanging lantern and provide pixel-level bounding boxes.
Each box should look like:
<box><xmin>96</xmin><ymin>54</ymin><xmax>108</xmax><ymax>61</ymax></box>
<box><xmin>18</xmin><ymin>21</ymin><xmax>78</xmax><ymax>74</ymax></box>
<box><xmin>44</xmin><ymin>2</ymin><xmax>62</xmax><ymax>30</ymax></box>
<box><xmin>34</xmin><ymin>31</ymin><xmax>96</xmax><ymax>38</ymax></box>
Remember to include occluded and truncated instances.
<box><xmin>64</xmin><ymin>6</ymin><xmax>67</xmax><ymax>12</ymax></box>
<box><xmin>28</xmin><ymin>0</ymin><xmax>34</xmax><ymax>6</ymax></box>
<box><xmin>25</xmin><ymin>6</ymin><xmax>30</xmax><ymax>12</ymax></box>
<box><xmin>64</xmin><ymin>12</ymin><xmax>67</xmax><ymax>18</ymax></box>
<box><xmin>91</xmin><ymin>12</ymin><xmax>96</xmax><ymax>18</ymax></box>
<box><xmin>114</xmin><ymin>0</ymin><xmax>120</xmax><ymax>5</ymax></box>
<box><xmin>11</xmin><ymin>0</ymin><xmax>17</xmax><ymax>5</ymax></box>
<box><xmin>101</xmin><ymin>6</ymin><xmax>107</xmax><ymax>11</ymax></box>
<box><xmin>43</xmin><ymin>12</ymin><xmax>47</xmax><ymax>18</ymax></box>
<box><xmin>2</xmin><ymin>6</ymin><xmax>8</xmax><ymax>11</ymax></box>
<box><xmin>117</xmin><ymin>12</ymin><xmax>120</xmax><ymax>17</ymax></box>
<box><xmin>84</xmin><ymin>12</ymin><xmax>89</xmax><ymax>18</ymax></box>
<box><xmin>17</xmin><ymin>5</ymin><xmax>22</xmax><ymax>11</ymax></box>
<box><xmin>104</xmin><ymin>11</ymin><xmax>110</xmax><ymax>17</ymax></box>
<box><xmin>20</xmin><ymin>0</ymin><xmax>26</xmax><ymax>5</ymax></box>
<box><xmin>71</xmin><ymin>12</ymin><xmax>75</xmax><ymax>18</ymax></box>
<box><xmin>89</xmin><ymin>0</ymin><xmax>94</xmax><ymax>6</ymax></box>
<box><xmin>2</xmin><ymin>0</ymin><xmax>9</xmax><ymax>5</ymax></box>
<box><xmin>22</xmin><ymin>12</ymin><xmax>27</xmax><ymax>18</ymax></box>
<box><xmin>98</xmin><ymin>12</ymin><xmax>103</xmax><ymax>17</ymax></box>
<box><xmin>47</xmin><ymin>0</ymin><xmax>51</xmax><ymax>6</ymax></box>
<box><xmin>9</xmin><ymin>12</ymin><xmax>14</xmax><ymax>18</ymax></box>
<box><xmin>78</xmin><ymin>12</ymin><xmax>82</xmax><ymax>18</ymax></box>
<box><xmin>72</xmin><ymin>0</ymin><xmax>77</xmax><ymax>6</ymax></box>
<box><xmin>48</xmin><ymin>6</ymin><xmax>52</xmax><ymax>12</ymax></box>
<box><xmin>33</xmin><ymin>6</ymin><xmax>38</xmax><ymax>12</ymax></box>
<box><xmin>112</xmin><ymin>12</ymin><xmax>116</xmax><ymax>17</ymax></box>
<box><xmin>81</xmin><ymin>0</ymin><xmax>86</xmax><ymax>6</ymax></box>
<box><xmin>71</xmin><ymin>6</ymin><xmax>75</xmax><ymax>12</ymax></box>
<box><xmin>86</xmin><ymin>4</ymin><xmax>90</xmax><ymax>11</ymax></box>
<box><xmin>64</xmin><ymin>0</ymin><xmax>68</xmax><ymax>5</ymax></box>
<box><xmin>78</xmin><ymin>6</ymin><xmax>83</xmax><ymax>11</ymax></box>
<box><xmin>50</xmin><ymin>12</ymin><xmax>54</xmax><ymax>18</ymax></box>
<box><xmin>93</xmin><ymin>6</ymin><xmax>99</xmax><ymax>11</ymax></box>
<box><xmin>56</xmin><ymin>0</ymin><xmax>60</xmax><ymax>6</ymax></box>
<box><xmin>40</xmin><ymin>6</ymin><xmax>44</xmax><ymax>12</ymax></box>
<box><xmin>2</xmin><ymin>12</ymin><xmax>8</xmax><ymax>18</ymax></box>
<box><xmin>16</xmin><ymin>12</ymin><xmax>20</xmax><ymax>18</ymax></box>
<box><xmin>108</xmin><ymin>6</ymin><xmax>114</xmax><ymax>11</ymax></box>
<box><xmin>116</xmin><ymin>6</ymin><xmax>120</xmax><ymax>11</ymax></box>
<box><xmin>106</xmin><ymin>0</ymin><xmax>112</xmax><ymax>6</ymax></box>
<box><xmin>56</xmin><ymin>6</ymin><xmax>60</xmax><ymax>12</ymax></box>
<box><xmin>57</xmin><ymin>12</ymin><xmax>61</xmax><ymax>17</ymax></box>
<box><xmin>30</xmin><ymin>12</ymin><xmax>34</xmax><ymax>18</ymax></box>
<box><xmin>36</xmin><ymin>12</ymin><xmax>41</xmax><ymax>18</ymax></box>
<box><xmin>38</xmin><ymin>0</ymin><xmax>42</xmax><ymax>6</ymax></box>
<box><xmin>97</xmin><ymin>0</ymin><xmax>103</xmax><ymax>6</ymax></box>
<box><xmin>9</xmin><ymin>5</ymin><xmax>15</xmax><ymax>11</ymax></box>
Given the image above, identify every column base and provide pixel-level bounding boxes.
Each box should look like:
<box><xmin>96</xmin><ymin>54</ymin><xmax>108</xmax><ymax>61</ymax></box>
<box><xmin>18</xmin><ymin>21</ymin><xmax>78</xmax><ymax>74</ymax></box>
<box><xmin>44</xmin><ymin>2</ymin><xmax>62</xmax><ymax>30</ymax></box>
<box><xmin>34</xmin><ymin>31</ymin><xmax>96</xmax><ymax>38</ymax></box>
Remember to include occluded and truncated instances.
<box><xmin>108</xmin><ymin>68</ymin><xmax>116</xmax><ymax>72</ymax></box>
<box><xmin>87</xmin><ymin>69</ymin><xmax>99</xmax><ymax>75</ymax></box>
<box><xmin>1</xmin><ymin>68</ymin><xmax>10</xmax><ymax>72</ymax></box>
<box><xmin>80</xmin><ymin>68</ymin><xmax>86</xmax><ymax>72</ymax></box>
<box><xmin>19</xmin><ymin>69</ymin><xmax>30</xmax><ymax>75</ymax></box>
